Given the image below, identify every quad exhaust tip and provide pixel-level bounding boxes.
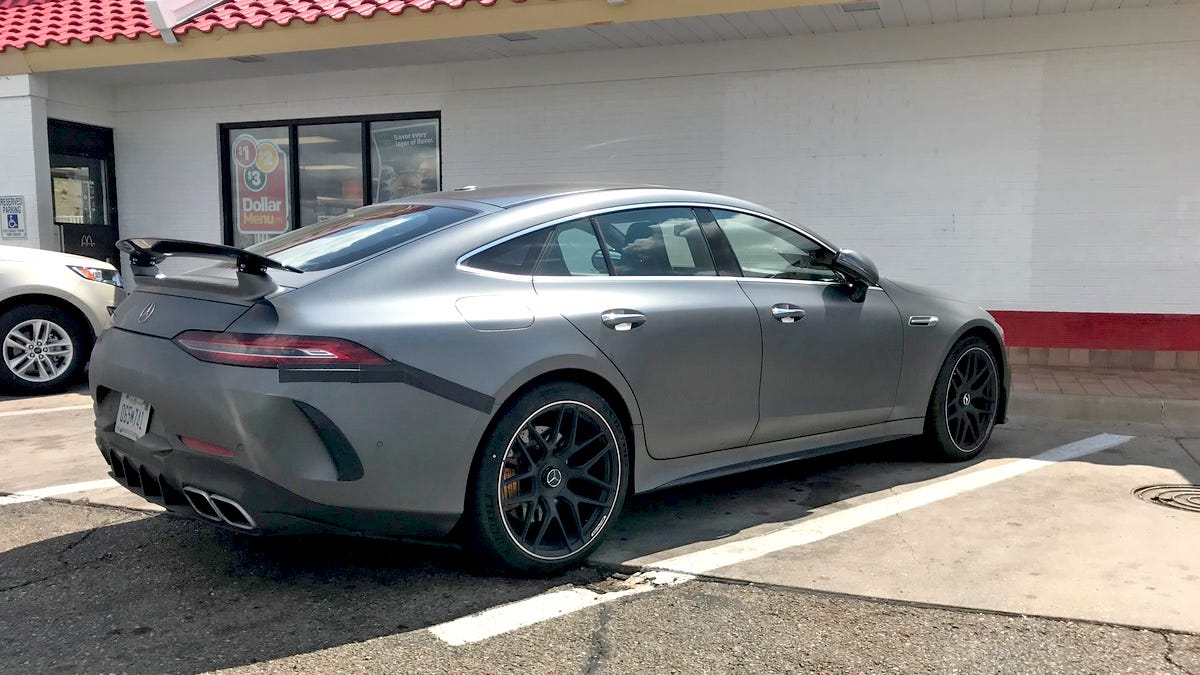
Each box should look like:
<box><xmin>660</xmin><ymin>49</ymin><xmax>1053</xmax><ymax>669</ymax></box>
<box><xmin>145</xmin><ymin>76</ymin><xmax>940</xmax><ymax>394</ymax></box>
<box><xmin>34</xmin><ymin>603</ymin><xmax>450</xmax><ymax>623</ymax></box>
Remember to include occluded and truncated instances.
<box><xmin>182</xmin><ymin>486</ymin><xmax>256</xmax><ymax>530</ymax></box>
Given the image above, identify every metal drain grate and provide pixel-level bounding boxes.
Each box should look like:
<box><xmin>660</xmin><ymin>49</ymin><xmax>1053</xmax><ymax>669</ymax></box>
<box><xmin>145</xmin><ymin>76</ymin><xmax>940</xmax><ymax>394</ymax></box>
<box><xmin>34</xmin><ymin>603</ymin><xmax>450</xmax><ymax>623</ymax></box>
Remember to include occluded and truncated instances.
<box><xmin>1134</xmin><ymin>485</ymin><xmax>1200</xmax><ymax>514</ymax></box>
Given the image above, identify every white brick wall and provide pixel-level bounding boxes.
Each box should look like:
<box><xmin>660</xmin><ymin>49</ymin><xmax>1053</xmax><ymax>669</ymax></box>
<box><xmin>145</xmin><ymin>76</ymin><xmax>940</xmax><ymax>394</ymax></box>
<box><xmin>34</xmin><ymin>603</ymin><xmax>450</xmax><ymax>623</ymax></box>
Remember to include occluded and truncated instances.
<box><xmin>0</xmin><ymin>75</ymin><xmax>53</xmax><ymax>251</ymax></box>
<box><xmin>52</xmin><ymin>5</ymin><xmax>1200</xmax><ymax>313</ymax></box>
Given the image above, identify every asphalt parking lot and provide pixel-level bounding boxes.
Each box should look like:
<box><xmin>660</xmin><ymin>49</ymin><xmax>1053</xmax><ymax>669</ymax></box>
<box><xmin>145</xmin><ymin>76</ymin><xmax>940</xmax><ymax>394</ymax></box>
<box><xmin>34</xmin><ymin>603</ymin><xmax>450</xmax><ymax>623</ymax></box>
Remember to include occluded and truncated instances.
<box><xmin>2</xmin><ymin>385</ymin><xmax>1199</xmax><ymax>674</ymax></box>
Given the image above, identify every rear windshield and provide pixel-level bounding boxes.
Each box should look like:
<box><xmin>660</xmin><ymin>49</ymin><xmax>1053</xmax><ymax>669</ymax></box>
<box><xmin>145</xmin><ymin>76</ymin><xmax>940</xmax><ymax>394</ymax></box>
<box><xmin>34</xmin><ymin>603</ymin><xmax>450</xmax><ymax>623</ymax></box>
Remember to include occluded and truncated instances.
<box><xmin>245</xmin><ymin>204</ymin><xmax>476</xmax><ymax>272</ymax></box>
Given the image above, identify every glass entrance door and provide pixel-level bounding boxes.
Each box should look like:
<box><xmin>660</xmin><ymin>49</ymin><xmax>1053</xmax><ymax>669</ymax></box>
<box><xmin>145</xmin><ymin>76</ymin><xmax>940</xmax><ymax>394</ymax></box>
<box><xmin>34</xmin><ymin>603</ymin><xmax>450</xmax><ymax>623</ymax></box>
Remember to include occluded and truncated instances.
<box><xmin>49</xmin><ymin>121</ymin><xmax>119</xmax><ymax>265</ymax></box>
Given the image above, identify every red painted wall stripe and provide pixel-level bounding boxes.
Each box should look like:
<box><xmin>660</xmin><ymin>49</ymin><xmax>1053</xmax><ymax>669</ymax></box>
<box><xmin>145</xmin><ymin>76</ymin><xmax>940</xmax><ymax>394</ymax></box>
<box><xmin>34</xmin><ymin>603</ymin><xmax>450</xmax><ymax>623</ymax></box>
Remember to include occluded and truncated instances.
<box><xmin>989</xmin><ymin>311</ymin><xmax>1200</xmax><ymax>351</ymax></box>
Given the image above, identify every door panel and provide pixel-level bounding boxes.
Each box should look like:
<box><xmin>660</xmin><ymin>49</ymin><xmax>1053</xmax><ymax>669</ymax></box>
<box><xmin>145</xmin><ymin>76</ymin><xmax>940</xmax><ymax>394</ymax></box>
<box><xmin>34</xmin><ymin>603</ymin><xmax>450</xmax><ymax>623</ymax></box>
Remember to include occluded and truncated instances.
<box><xmin>740</xmin><ymin>281</ymin><xmax>903</xmax><ymax>443</ymax></box>
<box><xmin>534</xmin><ymin>277</ymin><xmax>761</xmax><ymax>459</ymax></box>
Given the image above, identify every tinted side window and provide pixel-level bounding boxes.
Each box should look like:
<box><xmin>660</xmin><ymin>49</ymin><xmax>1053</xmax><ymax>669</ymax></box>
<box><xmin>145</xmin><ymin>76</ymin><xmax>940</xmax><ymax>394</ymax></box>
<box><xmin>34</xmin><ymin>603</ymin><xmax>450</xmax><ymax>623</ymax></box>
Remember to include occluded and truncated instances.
<box><xmin>711</xmin><ymin>210</ymin><xmax>840</xmax><ymax>283</ymax></box>
<box><xmin>463</xmin><ymin>228</ymin><xmax>551</xmax><ymax>276</ymax></box>
<box><xmin>593</xmin><ymin>207</ymin><xmax>716</xmax><ymax>277</ymax></box>
<box><xmin>535</xmin><ymin>219</ymin><xmax>608</xmax><ymax>276</ymax></box>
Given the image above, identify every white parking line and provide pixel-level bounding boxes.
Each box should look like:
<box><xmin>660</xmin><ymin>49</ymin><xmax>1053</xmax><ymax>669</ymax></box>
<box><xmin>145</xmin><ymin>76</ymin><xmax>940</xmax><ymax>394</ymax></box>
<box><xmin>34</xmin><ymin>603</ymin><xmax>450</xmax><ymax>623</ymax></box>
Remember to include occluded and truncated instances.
<box><xmin>0</xmin><ymin>478</ymin><xmax>119</xmax><ymax>506</ymax></box>
<box><xmin>430</xmin><ymin>570</ymin><xmax>693</xmax><ymax>645</ymax></box>
<box><xmin>428</xmin><ymin>433</ymin><xmax>1134</xmax><ymax>646</ymax></box>
<box><xmin>0</xmin><ymin>403</ymin><xmax>92</xmax><ymax>418</ymax></box>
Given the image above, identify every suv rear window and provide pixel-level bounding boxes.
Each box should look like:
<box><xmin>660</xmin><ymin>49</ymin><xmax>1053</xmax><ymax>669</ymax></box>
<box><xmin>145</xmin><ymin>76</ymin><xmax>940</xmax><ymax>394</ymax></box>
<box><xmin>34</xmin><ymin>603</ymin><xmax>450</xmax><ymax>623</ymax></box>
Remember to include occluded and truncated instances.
<box><xmin>246</xmin><ymin>204</ymin><xmax>476</xmax><ymax>271</ymax></box>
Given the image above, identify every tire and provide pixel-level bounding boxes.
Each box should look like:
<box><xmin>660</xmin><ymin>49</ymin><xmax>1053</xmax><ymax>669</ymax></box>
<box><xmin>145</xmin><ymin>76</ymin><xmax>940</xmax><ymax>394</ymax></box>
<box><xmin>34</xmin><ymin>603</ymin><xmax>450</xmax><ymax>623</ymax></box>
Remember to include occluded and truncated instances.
<box><xmin>923</xmin><ymin>336</ymin><xmax>1000</xmax><ymax>462</ymax></box>
<box><xmin>0</xmin><ymin>304</ymin><xmax>91</xmax><ymax>395</ymax></box>
<box><xmin>464</xmin><ymin>382</ymin><xmax>629</xmax><ymax>575</ymax></box>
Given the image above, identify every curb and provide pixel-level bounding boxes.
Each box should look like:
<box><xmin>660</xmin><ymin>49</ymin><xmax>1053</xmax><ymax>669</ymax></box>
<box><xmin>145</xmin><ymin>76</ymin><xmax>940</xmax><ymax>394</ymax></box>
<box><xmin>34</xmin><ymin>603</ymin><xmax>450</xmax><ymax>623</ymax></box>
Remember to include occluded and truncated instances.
<box><xmin>1009</xmin><ymin>391</ymin><xmax>1200</xmax><ymax>430</ymax></box>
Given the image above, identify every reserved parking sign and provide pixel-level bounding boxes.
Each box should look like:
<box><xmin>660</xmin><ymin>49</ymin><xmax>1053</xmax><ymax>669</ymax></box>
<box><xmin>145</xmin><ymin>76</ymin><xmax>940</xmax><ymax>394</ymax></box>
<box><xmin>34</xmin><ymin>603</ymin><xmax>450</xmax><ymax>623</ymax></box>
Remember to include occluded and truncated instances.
<box><xmin>0</xmin><ymin>195</ymin><xmax>24</xmax><ymax>240</ymax></box>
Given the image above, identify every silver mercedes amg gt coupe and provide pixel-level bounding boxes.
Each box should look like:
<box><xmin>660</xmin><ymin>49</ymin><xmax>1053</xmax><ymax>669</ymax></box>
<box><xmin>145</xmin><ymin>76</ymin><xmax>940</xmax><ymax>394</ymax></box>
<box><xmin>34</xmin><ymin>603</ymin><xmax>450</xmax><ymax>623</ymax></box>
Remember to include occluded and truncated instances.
<box><xmin>91</xmin><ymin>184</ymin><xmax>1008</xmax><ymax>573</ymax></box>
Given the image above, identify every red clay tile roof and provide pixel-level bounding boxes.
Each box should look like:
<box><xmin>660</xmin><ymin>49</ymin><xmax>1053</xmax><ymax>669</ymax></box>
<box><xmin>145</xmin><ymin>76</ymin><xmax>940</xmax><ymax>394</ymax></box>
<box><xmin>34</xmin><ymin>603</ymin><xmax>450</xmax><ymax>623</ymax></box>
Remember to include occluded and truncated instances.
<box><xmin>0</xmin><ymin>0</ymin><xmax>158</xmax><ymax>51</ymax></box>
<box><xmin>180</xmin><ymin>1</ymin><xmax>521</xmax><ymax>38</ymax></box>
<box><xmin>0</xmin><ymin>0</ymin><xmax>526</xmax><ymax>52</ymax></box>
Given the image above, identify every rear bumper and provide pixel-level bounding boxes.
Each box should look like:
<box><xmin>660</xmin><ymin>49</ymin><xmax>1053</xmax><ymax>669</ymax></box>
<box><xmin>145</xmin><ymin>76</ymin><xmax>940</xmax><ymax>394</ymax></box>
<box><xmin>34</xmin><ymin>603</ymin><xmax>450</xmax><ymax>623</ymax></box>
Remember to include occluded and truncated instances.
<box><xmin>89</xmin><ymin>326</ymin><xmax>493</xmax><ymax>538</ymax></box>
<box><xmin>95</xmin><ymin>428</ymin><xmax>458</xmax><ymax>537</ymax></box>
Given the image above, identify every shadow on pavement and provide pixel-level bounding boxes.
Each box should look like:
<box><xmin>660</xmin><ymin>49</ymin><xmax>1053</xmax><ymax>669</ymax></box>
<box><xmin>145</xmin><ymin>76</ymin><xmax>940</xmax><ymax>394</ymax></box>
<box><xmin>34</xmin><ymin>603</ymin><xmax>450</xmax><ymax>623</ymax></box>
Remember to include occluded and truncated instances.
<box><xmin>599</xmin><ymin>419</ymin><xmax>1200</xmax><ymax>563</ymax></box>
<box><xmin>0</xmin><ymin>509</ymin><xmax>604</xmax><ymax>674</ymax></box>
<box><xmin>2</xmin><ymin>418</ymin><xmax>1194</xmax><ymax>673</ymax></box>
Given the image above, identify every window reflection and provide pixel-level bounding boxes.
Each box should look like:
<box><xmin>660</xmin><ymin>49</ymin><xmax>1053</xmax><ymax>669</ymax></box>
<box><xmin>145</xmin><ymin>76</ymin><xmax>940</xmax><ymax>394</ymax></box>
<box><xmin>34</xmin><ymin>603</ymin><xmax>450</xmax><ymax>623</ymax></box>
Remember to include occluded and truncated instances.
<box><xmin>298</xmin><ymin>123</ymin><xmax>363</xmax><ymax>228</ymax></box>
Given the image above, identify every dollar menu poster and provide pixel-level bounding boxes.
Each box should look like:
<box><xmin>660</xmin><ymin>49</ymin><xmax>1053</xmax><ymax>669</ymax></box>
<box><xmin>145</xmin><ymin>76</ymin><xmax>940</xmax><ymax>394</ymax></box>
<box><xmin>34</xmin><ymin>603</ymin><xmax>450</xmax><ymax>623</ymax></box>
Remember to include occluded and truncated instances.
<box><xmin>233</xmin><ymin>133</ymin><xmax>289</xmax><ymax>234</ymax></box>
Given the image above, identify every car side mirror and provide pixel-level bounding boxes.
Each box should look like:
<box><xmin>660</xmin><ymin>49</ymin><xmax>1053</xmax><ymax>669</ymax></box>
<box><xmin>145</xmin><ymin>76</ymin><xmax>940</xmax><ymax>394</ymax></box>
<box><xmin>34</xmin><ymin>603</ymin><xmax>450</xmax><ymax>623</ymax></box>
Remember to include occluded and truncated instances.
<box><xmin>832</xmin><ymin>249</ymin><xmax>879</xmax><ymax>303</ymax></box>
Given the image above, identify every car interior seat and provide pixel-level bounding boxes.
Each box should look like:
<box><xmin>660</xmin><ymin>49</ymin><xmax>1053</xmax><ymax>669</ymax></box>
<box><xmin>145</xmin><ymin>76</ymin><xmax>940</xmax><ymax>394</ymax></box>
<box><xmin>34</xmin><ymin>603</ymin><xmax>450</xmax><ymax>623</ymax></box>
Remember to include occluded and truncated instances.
<box><xmin>622</xmin><ymin>221</ymin><xmax>672</xmax><ymax>275</ymax></box>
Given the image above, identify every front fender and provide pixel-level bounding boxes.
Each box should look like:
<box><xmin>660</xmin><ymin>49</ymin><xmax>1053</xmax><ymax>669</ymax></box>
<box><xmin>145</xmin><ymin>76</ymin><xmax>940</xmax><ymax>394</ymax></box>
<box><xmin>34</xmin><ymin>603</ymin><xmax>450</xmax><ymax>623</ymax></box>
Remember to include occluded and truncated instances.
<box><xmin>881</xmin><ymin>280</ymin><xmax>1008</xmax><ymax>422</ymax></box>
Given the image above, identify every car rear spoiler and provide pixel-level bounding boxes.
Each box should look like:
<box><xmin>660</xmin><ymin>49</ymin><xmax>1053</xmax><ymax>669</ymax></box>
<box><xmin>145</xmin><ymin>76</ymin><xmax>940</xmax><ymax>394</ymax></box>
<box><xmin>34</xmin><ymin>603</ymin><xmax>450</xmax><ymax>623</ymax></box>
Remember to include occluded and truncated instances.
<box><xmin>116</xmin><ymin>238</ymin><xmax>302</xmax><ymax>302</ymax></box>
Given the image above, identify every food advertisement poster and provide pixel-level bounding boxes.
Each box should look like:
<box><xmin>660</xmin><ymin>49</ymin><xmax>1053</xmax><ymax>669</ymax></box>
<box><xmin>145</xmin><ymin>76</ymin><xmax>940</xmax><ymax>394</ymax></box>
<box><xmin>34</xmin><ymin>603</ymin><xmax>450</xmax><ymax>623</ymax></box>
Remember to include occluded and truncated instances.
<box><xmin>233</xmin><ymin>133</ymin><xmax>289</xmax><ymax>234</ymax></box>
<box><xmin>372</xmin><ymin>120</ymin><xmax>440</xmax><ymax>202</ymax></box>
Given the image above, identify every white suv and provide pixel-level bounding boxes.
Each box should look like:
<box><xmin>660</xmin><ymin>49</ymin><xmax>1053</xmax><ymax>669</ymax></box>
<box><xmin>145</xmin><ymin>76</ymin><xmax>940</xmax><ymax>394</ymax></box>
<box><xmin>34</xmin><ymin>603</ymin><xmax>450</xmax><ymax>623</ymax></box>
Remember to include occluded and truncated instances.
<box><xmin>0</xmin><ymin>245</ymin><xmax>124</xmax><ymax>394</ymax></box>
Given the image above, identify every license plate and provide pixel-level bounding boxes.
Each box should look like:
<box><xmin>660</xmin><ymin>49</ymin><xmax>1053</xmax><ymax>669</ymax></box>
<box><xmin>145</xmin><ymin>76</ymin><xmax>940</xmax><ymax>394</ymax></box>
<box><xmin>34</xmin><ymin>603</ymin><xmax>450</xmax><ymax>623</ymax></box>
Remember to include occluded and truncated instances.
<box><xmin>114</xmin><ymin>393</ymin><xmax>152</xmax><ymax>441</ymax></box>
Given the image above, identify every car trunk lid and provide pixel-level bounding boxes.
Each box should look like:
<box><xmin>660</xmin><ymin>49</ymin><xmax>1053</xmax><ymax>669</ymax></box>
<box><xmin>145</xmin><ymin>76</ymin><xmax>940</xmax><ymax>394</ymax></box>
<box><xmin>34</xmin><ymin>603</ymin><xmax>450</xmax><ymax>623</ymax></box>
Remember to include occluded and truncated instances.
<box><xmin>112</xmin><ymin>290</ymin><xmax>254</xmax><ymax>339</ymax></box>
<box><xmin>111</xmin><ymin>239</ymin><xmax>303</xmax><ymax>339</ymax></box>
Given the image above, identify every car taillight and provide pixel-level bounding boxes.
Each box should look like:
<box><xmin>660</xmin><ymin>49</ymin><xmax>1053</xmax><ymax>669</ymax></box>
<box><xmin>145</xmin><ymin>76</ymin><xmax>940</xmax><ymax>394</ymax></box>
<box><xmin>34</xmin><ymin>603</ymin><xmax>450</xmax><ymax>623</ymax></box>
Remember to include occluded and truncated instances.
<box><xmin>173</xmin><ymin>331</ymin><xmax>388</xmax><ymax>368</ymax></box>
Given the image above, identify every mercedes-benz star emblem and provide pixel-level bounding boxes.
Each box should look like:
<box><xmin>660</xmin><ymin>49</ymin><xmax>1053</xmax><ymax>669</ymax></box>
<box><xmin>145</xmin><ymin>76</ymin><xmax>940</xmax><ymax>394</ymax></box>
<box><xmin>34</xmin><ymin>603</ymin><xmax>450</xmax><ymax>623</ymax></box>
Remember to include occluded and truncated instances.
<box><xmin>137</xmin><ymin>303</ymin><xmax>156</xmax><ymax>324</ymax></box>
<box><xmin>544</xmin><ymin>467</ymin><xmax>563</xmax><ymax>489</ymax></box>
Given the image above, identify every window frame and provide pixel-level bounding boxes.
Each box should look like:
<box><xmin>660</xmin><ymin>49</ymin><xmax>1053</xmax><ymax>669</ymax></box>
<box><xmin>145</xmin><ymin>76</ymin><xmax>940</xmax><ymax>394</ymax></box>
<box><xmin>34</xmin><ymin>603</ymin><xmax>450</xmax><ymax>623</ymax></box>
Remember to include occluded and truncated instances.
<box><xmin>457</xmin><ymin>201</ymin><xmax>844</xmax><ymax>283</ymax></box>
<box><xmin>218</xmin><ymin>111</ymin><xmax>441</xmax><ymax>246</ymax></box>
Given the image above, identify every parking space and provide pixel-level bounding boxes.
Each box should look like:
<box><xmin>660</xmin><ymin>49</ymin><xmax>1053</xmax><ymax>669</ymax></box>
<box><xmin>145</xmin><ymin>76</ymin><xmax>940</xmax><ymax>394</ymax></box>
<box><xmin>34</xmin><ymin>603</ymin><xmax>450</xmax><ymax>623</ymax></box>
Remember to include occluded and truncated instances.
<box><xmin>2</xmin><ymin>389</ymin><xmax>1198</xmax><ymax>672</ymax></box>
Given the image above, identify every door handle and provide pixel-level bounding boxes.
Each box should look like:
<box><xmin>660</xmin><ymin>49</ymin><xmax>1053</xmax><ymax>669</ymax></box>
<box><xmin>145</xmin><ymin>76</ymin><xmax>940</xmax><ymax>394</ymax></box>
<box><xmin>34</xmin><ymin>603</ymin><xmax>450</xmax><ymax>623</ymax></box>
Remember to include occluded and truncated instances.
<box><xmin>771</xmin><ymin>304</ymin><xmax>807</xmax><ymax>324</ymax></box>
<box><xmin>601</xmin><ymin>310</ymin><xmax>646</xmax><ymax>331</ymax></box>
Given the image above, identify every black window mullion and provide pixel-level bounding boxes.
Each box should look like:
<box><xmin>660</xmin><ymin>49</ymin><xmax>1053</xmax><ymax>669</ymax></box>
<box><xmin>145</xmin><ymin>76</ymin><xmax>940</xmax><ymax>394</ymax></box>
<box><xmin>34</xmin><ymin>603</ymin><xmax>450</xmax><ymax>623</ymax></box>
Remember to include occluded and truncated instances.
<box><xmin>695</xmin><ymin>208</ymin><xmax>743</xmax><ymax>277</ymax></box>
<box><xmin>590</xmin><ymin>217</ymin><xmax>615</xmax><ymax>275</ymax></box>
<box><xmin>219</xmin><ymin>127</ymin><xmax>233</xmax><ymax>245</ymax></box>
<box><xmin>361</xmin><ymin>122</ymin><xmax>373</xmax><ymax>206</ymax></box>
<box><xmin>287</xmin><ymin>125</ymin><xmax>300</xmax><ymax>230</ymax></box>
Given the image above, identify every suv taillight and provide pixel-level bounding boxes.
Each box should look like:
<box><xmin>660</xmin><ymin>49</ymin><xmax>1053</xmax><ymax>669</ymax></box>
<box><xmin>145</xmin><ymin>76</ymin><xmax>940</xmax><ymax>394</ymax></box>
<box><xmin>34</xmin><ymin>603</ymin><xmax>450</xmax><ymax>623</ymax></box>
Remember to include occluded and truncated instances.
<box><xmin>173</xmin><ymin>331</ymin><xmax>388</xmax><ymax>368</ymax></box>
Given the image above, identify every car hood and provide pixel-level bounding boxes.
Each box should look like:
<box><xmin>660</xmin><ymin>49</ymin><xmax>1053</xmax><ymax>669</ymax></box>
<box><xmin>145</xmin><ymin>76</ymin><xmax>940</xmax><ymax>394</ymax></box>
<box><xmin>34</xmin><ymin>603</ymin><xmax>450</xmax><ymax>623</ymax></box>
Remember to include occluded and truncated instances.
<box><xmin>0</xmin><ymin>245</ymin><xmax>117</xmax><ymax>270</ymax></box>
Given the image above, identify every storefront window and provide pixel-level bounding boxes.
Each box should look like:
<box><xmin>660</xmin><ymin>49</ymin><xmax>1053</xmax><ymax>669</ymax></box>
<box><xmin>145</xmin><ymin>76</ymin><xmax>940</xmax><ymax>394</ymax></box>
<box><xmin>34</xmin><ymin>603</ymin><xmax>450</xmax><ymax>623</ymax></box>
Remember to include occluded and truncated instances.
<box><xmin>220</xmin><ymin>113</ymin><xmax>440</xmax><ymax>247</ymax></box>
<box><xmin>370</xmin><ymin>119</ymin><xmax>441</xmax><ymax>202</ymax></box>
<box><xmin>298</xmin><ymin>123</ymin><xmax>363</xmax><ymax>228</ymax></box>
<box><xmin>228</xmin><ymin>126</ymin><xmax>291</xmax><ymax>250</ymax></box>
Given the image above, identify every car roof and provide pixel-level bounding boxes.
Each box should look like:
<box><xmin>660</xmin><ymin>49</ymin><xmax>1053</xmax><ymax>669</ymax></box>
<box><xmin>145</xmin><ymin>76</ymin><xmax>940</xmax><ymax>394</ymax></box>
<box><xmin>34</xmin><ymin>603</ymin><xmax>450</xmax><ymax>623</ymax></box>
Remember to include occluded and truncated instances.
<box><xmin>420</xmin><ymin>183</ymin><xmax>662</xmax><ymax>208</ymax></box>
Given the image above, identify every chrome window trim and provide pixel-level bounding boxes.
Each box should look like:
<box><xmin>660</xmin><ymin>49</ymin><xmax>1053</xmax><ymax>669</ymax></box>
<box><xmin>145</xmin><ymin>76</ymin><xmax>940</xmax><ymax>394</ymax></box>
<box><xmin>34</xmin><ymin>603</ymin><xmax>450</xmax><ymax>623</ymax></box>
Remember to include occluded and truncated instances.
<box><xmin>456</xmin><ymin>201</ymin><xmax>841</xmax><ymax>281</ymax></box>
<box><xmin>460</xmin><ymin>265</ymin><xmax>881</xmax><ymax>291</ymax></box>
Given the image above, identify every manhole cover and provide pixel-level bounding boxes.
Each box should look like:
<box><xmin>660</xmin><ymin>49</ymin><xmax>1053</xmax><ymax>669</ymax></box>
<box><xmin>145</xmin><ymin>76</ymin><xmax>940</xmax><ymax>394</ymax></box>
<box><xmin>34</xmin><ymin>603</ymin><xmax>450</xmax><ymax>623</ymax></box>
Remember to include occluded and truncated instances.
<box><xmin>1134</xmin><ymin>485</ymin><xmax>1200</xmax><ymax>514</ymax></box>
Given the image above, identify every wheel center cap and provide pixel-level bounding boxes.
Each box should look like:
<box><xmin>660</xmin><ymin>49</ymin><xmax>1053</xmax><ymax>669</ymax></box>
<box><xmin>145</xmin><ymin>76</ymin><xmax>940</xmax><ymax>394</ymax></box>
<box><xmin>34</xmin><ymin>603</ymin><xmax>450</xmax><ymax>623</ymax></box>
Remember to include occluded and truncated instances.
<box><xmin>543</xmin><ymin>467</ymin><xmax>563</xmax><ymax>489</ymax></box>
<box><xmin>962</xmin><ymin>393</ymin><xmax>972</xmax><ymax>406</ymax></box>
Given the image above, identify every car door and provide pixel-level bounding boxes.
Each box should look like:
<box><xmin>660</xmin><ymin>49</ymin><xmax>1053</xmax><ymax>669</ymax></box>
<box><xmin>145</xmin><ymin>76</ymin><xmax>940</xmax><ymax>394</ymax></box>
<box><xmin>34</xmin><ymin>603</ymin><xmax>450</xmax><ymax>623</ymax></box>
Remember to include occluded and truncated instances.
<box><xmin>707</xmin><ymin>208</ymin><xmax>903</xmax><ymax>443</ymax></box>
<box><xmin>530</xmin><ymin>208</ymin><xmax>762</xmax><ymax>460</ymax></box>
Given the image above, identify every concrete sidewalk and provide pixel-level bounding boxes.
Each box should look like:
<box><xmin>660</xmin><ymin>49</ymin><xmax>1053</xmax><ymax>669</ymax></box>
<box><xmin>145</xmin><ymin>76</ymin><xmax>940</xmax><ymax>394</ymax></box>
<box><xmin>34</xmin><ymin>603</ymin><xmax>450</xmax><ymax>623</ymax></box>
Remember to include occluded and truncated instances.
<box><xmin>1009</xmin><ymin>363</ymin><xmax>1200</xmax><ymax>431</ymax></box>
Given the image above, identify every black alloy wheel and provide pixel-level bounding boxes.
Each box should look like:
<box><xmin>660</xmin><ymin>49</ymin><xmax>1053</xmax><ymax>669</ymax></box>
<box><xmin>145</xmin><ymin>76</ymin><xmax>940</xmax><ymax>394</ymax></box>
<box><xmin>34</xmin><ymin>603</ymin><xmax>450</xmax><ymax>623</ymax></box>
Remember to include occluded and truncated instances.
<box><xmin>944</xmin><ymin>346</ymin><xmax>999</xmax><ymax>452</ymax></box>
<box><xmin>466</xmin><ymin>382</ymin><xmax>628</xmax><ymax>574</ymax></box>
<box><xmin>925</xmin><ymin>337</ymin><xmax>1000</xmax><ymax>461</ymax></box>
<box><xmin>499</xmin><ymin>400</ymin><xmax>621</xmax><ymax>559</ymax></box>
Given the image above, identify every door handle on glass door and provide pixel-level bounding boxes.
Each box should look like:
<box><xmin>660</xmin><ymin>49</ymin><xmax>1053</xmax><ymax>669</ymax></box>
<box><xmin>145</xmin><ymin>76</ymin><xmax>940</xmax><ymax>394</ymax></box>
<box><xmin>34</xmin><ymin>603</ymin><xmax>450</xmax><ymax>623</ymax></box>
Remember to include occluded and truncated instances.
<box><xmin>771</xmin><ymin>304</ymin><xmax>807</xmax><ymax>324</ymax></box>
<box><xmin>601</xmin><ymin>310</ymin><xmax>647</xmax><ymax>331</ymax></box>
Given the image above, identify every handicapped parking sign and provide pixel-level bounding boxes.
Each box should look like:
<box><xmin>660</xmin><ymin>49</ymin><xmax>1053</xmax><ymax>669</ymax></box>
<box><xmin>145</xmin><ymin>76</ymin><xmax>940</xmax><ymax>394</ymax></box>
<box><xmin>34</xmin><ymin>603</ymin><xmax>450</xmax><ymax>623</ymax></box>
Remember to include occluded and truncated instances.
<box><xmin>0</xmin><ymin>195</ymin><xmax>24</xmax><ymax>240</ymax></box>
